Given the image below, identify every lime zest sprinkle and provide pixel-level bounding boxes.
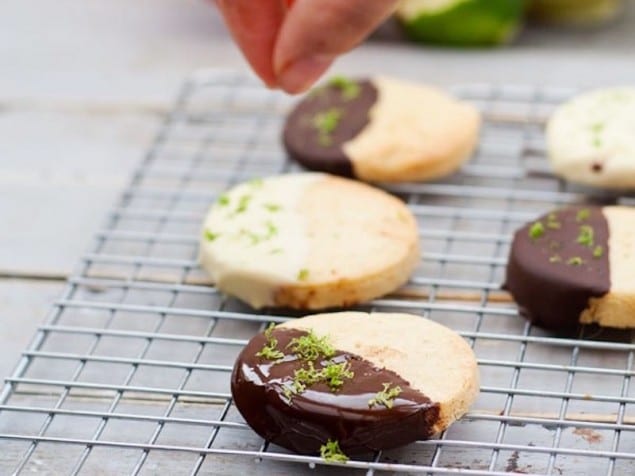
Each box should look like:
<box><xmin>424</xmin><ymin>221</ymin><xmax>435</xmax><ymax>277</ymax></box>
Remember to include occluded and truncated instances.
<box><xmin>256</xmin><ymin>343</ymin><xmax>284</xmax><ymax>362</ymax></box>
<box><xmin>546</xmin><ymin>213</ymin><xmax>561</xmax><ymax>229</ymax></box>
<box><xmin>265</xmin><ymin>221</ymin><xmax>278</xmax><ymax>238</ymax></box>
<box><xmin>204</xmin><ymin>230</ymin><xmax>219</xmax><ymax>241</ymax></box>
<box><xmin>281</xmin><ymin>331</ymin><xmax>353</xmax><ymax>402</ymax></box>
<box><xmin>287</xmin><ymin>330</ymin><xmax>335</xmax><ymax>362</ymax></box>
<box><xmin>290</xmin><ymin>361</ymin><xmax>323</xmax><ymax>395</ymax></box>
<box><xmin>591</xmin><ymin>122</ymin><xmax>605</xmax><ymax>134</ymax></box>
<box><xmin>567</xmin><ymin>256</ymin><xmax>584</xmax><ymax>266</ymax></box>
<box><xmin>593</xmin><ymin>245</ymin><xmax>604</xmax><ymax>258</ymax></box>
<box><xmin>313</xmin><ymin>108</ymin><xmax>342</xmax><ymax>134</ymax></box>
<box><xmin>238</xmin><ymin>221</ymin><xmax>278</xmax><ymax>245</ymax></box>
<box><xmin>321</xmin><ymin>361</ymin><xmax>354</xmax><ymax>391</ymax></box>
<box><xmin>328</xmin><ymin>75</ymin><xmax>361</xmax><ymax>101</ymax></box>
<box><xmin>217</xmin><ymin>194</ymin><xmax>230</xmax><ymax>206</ymax></box>
<box><xmin>312</xmin><ymin>108</ymin><xmax>342</xmax><ymax>146</ymax></box>
<box><xmin>529</xmin><ymin>222</ymin><xmax>545</xmax><ymax>240</ymax></box>
<box><xmin>235</xmin><ymin>194</ymin><xmax>252</xmax><ymax>214</ymax></box>
<box><xmin>576</xmin><ymin>209</ymin><xmax>591</xmax><ymax>223</ymax></box>
<box><xmin>256</xmin><ymin>323</ymin><xmax>284</xmax><ymax>362</ymax></box>
<box><xmin>263</xmin><ymin>203</ymin><xmax>281</xmax><ymax>212</ymax></box>
<box><xmin>297</xmin><ymin>268</ymin><xmax>310</xmax><ymax>281</ymax></box>
<box><xmin>368</xmin><ymin>383</ymin><xmax>403</xmax><ymax>409</ymax></box>
<box><xmin>283</xmin><ymin>361</ymin><xmax>353</xmax><ymax>400</ymax></box>
<box><xmin>577</xmin><ymin>225</ymin><xmax>595</xmax><ymax>247</ymax></box>
<box><xmin>591</xmin><ymin>122</ymin><xmax>605</xmax><ymax>148</ymax></box>
<box><xmin>239</xmin><ymin>228</ymin><xmax>261</xmax><ymax>245</ymax></box>
<box><xmin>320</xmin><ymin>439</ymin><xmax>348</xmax><ymax>463</ymax></box>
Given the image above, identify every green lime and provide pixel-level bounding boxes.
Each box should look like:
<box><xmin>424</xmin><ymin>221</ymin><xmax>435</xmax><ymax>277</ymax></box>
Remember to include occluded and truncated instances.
<box><xmin>529</xmin><ymin>0</ymin><xmax>621</xmax><ymax>26</ymax></box>
<box><xmin>396</xmin><ymin>0</ymin><xmax>527</xmax><ymax>47</ymax></box>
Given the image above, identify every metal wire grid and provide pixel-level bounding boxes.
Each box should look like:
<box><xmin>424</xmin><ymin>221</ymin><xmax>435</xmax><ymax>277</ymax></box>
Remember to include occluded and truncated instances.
<box><xmin>1</xmin><ymin>71</ymin><xmax>635</xmax><ymax>476</ymax></box>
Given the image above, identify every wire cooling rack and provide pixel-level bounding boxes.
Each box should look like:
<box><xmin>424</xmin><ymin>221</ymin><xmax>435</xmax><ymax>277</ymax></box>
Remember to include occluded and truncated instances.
<box><xmin>2</xmin><ymin>71</ymin><xmax>635</xmax><ymax>476</ymax></box>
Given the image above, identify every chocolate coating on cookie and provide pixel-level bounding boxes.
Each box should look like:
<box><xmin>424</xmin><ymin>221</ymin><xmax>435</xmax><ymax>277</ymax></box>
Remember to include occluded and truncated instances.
<box><xmin>504</xmin><ymin>206</ymin><xmax>610</xmax><ymax>330</ymax></box>
<box><xmin>282</xmin><ymin>79</ymin><xmax>377</xmax><ymax>177</ymax></box>
<box><xmin>231</xmin><ymin>328</ymin><xmax>439</xmax><ymax>455</ymax></box>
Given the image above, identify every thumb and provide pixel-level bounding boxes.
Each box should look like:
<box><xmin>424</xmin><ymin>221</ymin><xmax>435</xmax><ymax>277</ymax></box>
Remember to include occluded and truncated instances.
<box><xmin>273</xmin><ymin>0</ymin><xmax>398</xmax><ymax>93</ymax></box>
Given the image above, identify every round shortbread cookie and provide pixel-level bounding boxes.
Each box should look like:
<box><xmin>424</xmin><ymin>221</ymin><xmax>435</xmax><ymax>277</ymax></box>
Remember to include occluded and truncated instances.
<box><xmin>231</xmin><ymin>312</ymin><xmax>480</xmax><ymax>455</ymax></box>
<box><xmin>282</xmin><ymin>76</ymin><xmax>481</xmax><ymax>183</ymax></box>
<box><xmin>547</xmin><ymin>88</ymin><xmax>635</xmax><ymax>189</ymax></box>
<box><xmin>505</xmin><ymin>205</ymin><xmax>635</xmax><ymax>330</ymax></box>
<box><xmin>198</xmin><ymin>173</ymin><xmax>419</xmax><ymax>309</ymax></box>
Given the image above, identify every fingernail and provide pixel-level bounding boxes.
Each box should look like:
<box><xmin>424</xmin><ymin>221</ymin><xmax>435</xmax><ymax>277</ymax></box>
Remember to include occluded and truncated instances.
<box><xmin>277</xmin><ymin>55</ymin><xmax>334</xmax><ymax>94</ymax></box>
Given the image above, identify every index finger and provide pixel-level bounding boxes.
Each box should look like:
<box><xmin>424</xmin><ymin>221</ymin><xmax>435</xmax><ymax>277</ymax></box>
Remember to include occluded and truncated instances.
<box><xmin>215</xmin><ymin>0</ymin><xmax>288</xmax><ymax>87</ymax></box>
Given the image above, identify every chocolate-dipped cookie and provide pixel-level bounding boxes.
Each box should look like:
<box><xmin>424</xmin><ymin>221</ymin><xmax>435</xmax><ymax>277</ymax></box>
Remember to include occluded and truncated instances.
<box><xmin>231</xmin><ymin>312</ymin><xmax>480</xmax><ymax>456</ymax></box>
<box><xmin>198</xmin><ymin>173</ymin><xmax>419</xmax><ymax>310</ymax></box>
<box><xmin>505</xmin><ymin>206</ymin><xmax>635</xmax><ymax>329</ymax></box>
<box><xmin>282</xmin><ymin>76</ymin><xmax>481</xmax><ymax>183</ymax></box>
<box><xmin>547</xmin><ymin>88</ymin><xmax>635</xmax><ymax>190</ymax></box>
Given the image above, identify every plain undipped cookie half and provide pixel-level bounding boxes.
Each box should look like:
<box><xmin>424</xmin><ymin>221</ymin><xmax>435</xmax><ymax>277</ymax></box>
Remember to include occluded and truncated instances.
<box><xmin>199</xmin><ymin>173</ymin><xmax>420</xmax><ymax>309</ymax></box>
<box><xmin>547</xmin><ymin>87</ymin><xmax>635</xmax><ymax>189</ymax></box>
<box><xmin>231</xmin><ymin>312</ymin><xmax>480</xmax><ymax>455</ymax></box>
<box><xmin>505</xmin><ymin>205</ymin><xmax>635</xmax><ymax>329</ymax></box>
<box><xmin>282</xmin><ymin>76</ymin><xmax>481</xmax><ymax>183</ymax></box>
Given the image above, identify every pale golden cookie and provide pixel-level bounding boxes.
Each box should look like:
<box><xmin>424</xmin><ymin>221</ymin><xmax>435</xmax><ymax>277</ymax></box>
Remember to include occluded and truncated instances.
<box><xmin>199</xmin><ymin>174</ymin><xmax>420</xmax><ymax>309</ymax></box>
<box><xmin>232</xmin><ymin>312</ymin><xmax>480</xmax><ymax>455</ymax></box>
<box><xmin>283</xmin><ymin>76</ymin><xmax>481</xmax><ymax>182</ymax></box>
<box><xmin>547</xmin><ymin>88</ymin><xmax>635</xmax><ymax>189</ymax></box>
<box><xmin>505</xmin><ymin>205</ymin><xmax>635</xmax><ymax>329</ymax></box>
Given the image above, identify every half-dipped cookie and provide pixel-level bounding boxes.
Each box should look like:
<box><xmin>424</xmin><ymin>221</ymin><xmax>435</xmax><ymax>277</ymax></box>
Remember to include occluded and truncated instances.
<box><xmin>547</xmin><ymin>88</ymin><xmax>635</xmax><ymax>189</ymax></box>
<box><xmin>199</xmin><ymin>173</ymin><xmax>419</xmax><ymax>309</ymax></box>
<box><xmin>231</xmin><ymin>312</ymin><xmax>480</xmax><ymax>455</ymax></box>
<box><xmin>282</xmin><ymin>76</ymin><xmax>481</xmax><ymax>183</ymax></box>
<box><xmin>505</xmin><ymin>206</ymin><xmax>635</xmax><ymax>329</ymax></box>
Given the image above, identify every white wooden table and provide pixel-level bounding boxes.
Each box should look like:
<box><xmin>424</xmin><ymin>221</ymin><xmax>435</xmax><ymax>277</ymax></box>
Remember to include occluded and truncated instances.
<box><xmin>1</xmin><ymin>0</ymin><xmax>635</xmax><ymax>386</ymax></box>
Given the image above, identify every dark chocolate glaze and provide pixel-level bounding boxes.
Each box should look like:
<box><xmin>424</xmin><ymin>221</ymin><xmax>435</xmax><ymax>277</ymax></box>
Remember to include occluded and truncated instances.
<box><xmin>231</xmin><ymin>328</ymin><xmax>439</xmax><ymax>455</ymax></box>
<box><xmin>282</xmin><ymin>80</ymin><xmax>378</xmax><ymax>177</ymax></box>
<box><xmin>504</xmin><ymin>206</ymin><xmax>610</xmax><ymax>330</ymax></box>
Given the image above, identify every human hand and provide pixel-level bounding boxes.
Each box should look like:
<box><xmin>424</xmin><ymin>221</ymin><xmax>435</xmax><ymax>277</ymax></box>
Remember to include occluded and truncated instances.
<box><xmin>215</xmin><ymin>0</ymin><xmax>398</xmax><ymax>94</ymax></box>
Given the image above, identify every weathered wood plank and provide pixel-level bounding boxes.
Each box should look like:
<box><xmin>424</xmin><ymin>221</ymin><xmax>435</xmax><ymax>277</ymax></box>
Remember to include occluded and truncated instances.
<box><xmin>0</xmin><ymin>110</ymin><xmax>158</xmax><ymax>276</ymax></box>
<box><xmin>0</xmin><ymin>280</ymin><xmax>63</xmax><ymax>380</ymax></box>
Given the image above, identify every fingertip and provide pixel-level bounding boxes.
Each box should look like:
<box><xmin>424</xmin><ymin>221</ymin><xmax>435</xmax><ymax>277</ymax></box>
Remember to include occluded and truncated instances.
<box><xmin>215</xmin><ymin>0</ymin><xmax>286</xmax><ymax>91</ymax></box>
<box><xmin>276</xmin><ymin>55</ymin><xmax>334</xmax><ymax>94</ymax></box>
<box><xmin>273</xmin><ymin>0</ymin><xmax>397</xmax><ymax>92</ymax></box>
<box><xmin>262</xmin><ymin>77</ymin><xmax>279</xmax><ymax>89</ymax></box>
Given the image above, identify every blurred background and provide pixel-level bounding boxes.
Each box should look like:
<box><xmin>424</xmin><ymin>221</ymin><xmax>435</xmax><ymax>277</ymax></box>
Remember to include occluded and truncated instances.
<box><xmin>393</xmin><ymin>0</ymin><xmax>627</xmax><ymax>46</ymax></box>
<box><xmin>0</xmin><ymin>0</ymin><xmax>634</xmax><ymax>379</ymax></box>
